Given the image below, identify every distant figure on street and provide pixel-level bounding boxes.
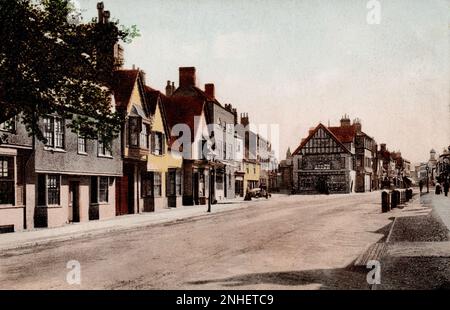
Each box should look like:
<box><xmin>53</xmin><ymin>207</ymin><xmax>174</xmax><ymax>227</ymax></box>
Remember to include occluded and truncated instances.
<box><xmin>444</xmin><ymin>180</ymin><xmax>449</xmax><ymax>197</ymax></box>
<box><xmin>435</xmin><ymin>183</ymin><xmax>442</xmax><ymax>195</ymax></box>
<box><xmin>419</xmin><ymin>179</ymin><xmax>424</xmax><ymax>194</ymax></box>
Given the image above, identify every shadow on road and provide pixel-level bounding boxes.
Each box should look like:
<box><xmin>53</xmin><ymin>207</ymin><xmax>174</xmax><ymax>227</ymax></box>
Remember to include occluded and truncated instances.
<box><xmin>186</xmin><ymin>264</ymin><xmax>373</xmax><ymax>289</ymax></box>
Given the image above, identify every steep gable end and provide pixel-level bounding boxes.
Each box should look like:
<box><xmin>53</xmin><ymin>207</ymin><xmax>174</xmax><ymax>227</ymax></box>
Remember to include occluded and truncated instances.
<box><xmin>293</xmin><ymin>124</ymin><xmax>350</xmax><ymax>156</ymax></box>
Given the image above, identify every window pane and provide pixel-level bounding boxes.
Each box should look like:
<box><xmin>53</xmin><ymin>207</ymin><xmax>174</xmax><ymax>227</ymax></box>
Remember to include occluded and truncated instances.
<box><xmin>154</xmin><ymin>133</ymin><xmax>161</xmax><ymax>155</ymax></box>
<box><xmin>99</xmin><ymin>177</ymin><xmax>109</xmax><ymax>202</ymax></box>
<box><xmin>0</xmin><ymin>158</ymin><xmax>8</xmax><ymax>177</ymax></box>
<box><xmin>78</xmin><ymin>136</ymin><xmax>86</xmax><ymax>153</ymax></box>
<box><xmin>153</xmin><ymin>173</ymin><xmax>161</xmax><ymax>197</ymax></box>
<box><xmin>54</xmin><ymin>118</ymin><xmax>64</xmax><ymax>148</ymax></box>
<box><xmin>47</xmin><ymin>175</ymin><xmax>60</xmax><ymax>205</ymax></box>
<box><xmin>44</xmin><ymin>118</ymin><xmax>54</xmax><ymax>147</ymax></box>
<box><xmin>140</xmin><ymin>124</ymin><xmax>149</xmax><ymax>149</ymax></box>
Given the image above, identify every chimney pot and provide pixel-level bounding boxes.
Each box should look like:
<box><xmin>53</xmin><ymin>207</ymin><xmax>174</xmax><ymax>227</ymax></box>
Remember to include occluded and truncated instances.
<box><xmin>103</xmin><ymin>10</ymin><xmax>110</xmax><ymax>23</ymax></box>
<box><xmin>97</xmin><ymin>2</ymin><xmax>104</xmax><ymax>24</ymax></box>
<box><xmin>165</xmin><ymin>80</ymin><xmax>173</xmax><ymax>96</ymax></box>
<box><xmin>179</xmin><ymin>67</ymin><xmax>196</xmax><ymax>88</ymax></box>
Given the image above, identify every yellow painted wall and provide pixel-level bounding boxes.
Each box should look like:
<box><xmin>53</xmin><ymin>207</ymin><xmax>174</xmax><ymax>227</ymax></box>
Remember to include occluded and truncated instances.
<box><xmin>123</xmin><ymin>82</ymin><xmax>147</xmax><ymax>159</ymax></box>
<box><xmin>147</xmin><ymin>103</ymin><xmax>183</xmax><ymax>196</ymax></box>
<box><xmin>243</xmin><ymin>161</ymin><xmax>260</xmax><ymax>192</ymax></box>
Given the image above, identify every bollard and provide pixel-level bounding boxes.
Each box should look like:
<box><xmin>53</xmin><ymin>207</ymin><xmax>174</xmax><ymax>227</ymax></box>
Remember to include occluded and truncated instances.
<box><xmin>381</xmin><ymin>191</ymin><xmax>390</xmax><ymax>213</ymax></box>
<box><xmin>400</xmin><ymin>190</ymin><xmax>406</xmax><ymax>204</ymax></box>
<box><xmin>391</xmin><ymin>190</ymin><xmax>399</xmax><ymax>208</ymax></box>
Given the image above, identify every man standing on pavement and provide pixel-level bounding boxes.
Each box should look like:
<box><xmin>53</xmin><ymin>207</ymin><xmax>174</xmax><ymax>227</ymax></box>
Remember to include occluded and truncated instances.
<box><xmin>443</xmin><ymin>179</ymin><xmax>449</xmax><ymax>197</ymax></box>
<box><xmin>419</xmin><ymin>179</ymin><xmax>424</xmax><ymax>194</ymax></box>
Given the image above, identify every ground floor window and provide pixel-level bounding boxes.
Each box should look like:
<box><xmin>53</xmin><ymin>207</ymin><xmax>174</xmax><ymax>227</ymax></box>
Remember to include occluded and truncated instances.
<box><xmin>167</xmin><ymin>168</ymin><xmax>183</xmax><ymax>196</ymax></box>
<box><xmin>0</xmin><ymin>156</ymin><xmax>14</xmax><ymax>205</ymax></box>
<box><xmin>91</xmin><ymin>176</ymin><xmax>109</xmax><ymax>203</ymax></box>
<box><xmin>142</xmin><ymin>172</ymin><xmax>163</xmax><ymax>197</ymax></box>
<box><xmin>37</xmin><ymin>174</ymin><xmax>61</xmax><ymax>206</ymax></box>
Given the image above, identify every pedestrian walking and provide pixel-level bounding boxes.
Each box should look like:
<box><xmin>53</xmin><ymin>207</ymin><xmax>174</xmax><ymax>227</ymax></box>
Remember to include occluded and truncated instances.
<box><xmin>419</xmin><ymin>179</ymin><xmax>424</xmax><ymax>194</ymax></box>
<box><xmin>444</xmin><ymin>180</ymin><xmax>449</xmax><ymax>197</ymax></box>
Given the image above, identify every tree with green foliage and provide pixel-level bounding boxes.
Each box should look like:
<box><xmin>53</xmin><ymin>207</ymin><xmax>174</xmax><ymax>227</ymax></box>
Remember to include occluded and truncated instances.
<box><xmin>0</xmin><ymin>0</ymin><xmax>139</xmax><ymax>145</ymax></box>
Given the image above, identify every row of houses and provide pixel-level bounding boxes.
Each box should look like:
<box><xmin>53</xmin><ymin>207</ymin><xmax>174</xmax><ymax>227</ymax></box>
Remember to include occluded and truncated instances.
<box><xmin>277</xmin><ymin>116</ymin><xmax>412</xmax><ymax>194</ymax></box>
<box><xmin>0</xmin><ymin>5</ymin><xmax>277</xmax><ymax>233</ymax></box>
<box><xmin>0</xmin><ymin>65</ymin><xmax>277</xmax><ymax>233</ymax></box>
<box><xmin>415</xmin><ymin>148</ymin><xmax>450</xmax><ymax>185</ymax></box>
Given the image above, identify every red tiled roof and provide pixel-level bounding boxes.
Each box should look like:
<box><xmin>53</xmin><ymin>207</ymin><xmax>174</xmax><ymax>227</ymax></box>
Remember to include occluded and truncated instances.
<box><xmin>328</xmin><ymin>125</ymin><xmax>357</xmax><ymax>144</ymax></box>
<box><xmin>161</xmin><ymin>95</ymin><xmax>206</xmax><ymax>143</ymax></box>
<box><xmin>143</xmin><ymin>85</ymin><xmax>159</xmax><ymax>115</ymax></box>
<box><xmin>112</xmin><ymin>70</ymin><xmax>139</xmax><ymax>108</ymax></box>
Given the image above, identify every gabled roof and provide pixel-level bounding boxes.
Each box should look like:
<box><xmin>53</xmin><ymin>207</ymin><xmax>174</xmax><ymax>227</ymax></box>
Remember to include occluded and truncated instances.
<box><xmin>173</xmin><ymin>85</ymin><xmax>219</xmax><ymax>103</ymax></box>
<box><xmin>143</xmin><ymin>86</ymin><xmax>171</xmax><ymax>140</ymax></box>
<box><xmin>328</xmin><ymin>125</ymin><xmax>357</xmax><ymax>144</ymax></box>
<box><xmin>292</xmin><ymin>123</ymin><xmax>351</xmax><ymax>155</ymax></box>
<box><xmin>160</xmin><ymin>95</ymin><xmax>206</xmax><ymax>143</ymax></box>
<box><xmin>112</xmin><ymin>70</ymin><xmax>140</xmax><ymax>108</ymax></box>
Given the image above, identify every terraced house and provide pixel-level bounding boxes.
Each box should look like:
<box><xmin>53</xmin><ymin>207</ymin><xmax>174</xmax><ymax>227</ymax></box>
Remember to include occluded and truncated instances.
<box><xmin>0</xmin><ymin>107</ymin><xmax>122</xmax><ymax>231</ymax></box>
<box><xmin>113</xmin><ymin>69</ymin><xmax>183</xmax><ymax>214</ymax></box>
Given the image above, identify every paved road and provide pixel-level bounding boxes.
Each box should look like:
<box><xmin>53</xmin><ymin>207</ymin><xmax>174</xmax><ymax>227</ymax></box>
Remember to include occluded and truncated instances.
<box><xmin>0</xmin><ymin>192</ymin><xmax>394</xmax><ymax>289</ymax></box>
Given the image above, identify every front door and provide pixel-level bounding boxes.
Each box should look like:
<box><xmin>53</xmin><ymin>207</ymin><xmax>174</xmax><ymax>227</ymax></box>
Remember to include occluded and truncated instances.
<box><xmin>69</xmin><ymin>182</ymin><xmax>80</xmax><ymax>223</ymax></box>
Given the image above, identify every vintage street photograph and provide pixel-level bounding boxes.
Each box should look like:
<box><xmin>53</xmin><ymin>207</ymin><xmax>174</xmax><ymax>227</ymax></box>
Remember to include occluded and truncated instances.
<box><xmin>1</xmin><ymin>0</ymin><xmax>450</xmax><ymax>295</ymax></box>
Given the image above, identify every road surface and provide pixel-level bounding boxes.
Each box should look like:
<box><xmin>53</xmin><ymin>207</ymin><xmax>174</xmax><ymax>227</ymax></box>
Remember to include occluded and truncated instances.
<box><xmin>0</xmin><ymin>192</ymin><xmax>396</xmax><ymax>289</ymax></box>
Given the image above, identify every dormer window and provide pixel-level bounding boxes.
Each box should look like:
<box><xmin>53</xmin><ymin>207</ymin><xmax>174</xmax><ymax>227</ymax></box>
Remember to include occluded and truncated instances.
<box><xmin>128</xmin><ymin>116</ymin><xmax>141</xmax><ymax>147</ymax></box>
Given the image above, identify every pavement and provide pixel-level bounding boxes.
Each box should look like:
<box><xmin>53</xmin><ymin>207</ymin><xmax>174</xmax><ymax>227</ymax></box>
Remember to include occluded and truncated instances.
<box><xmin>379</xmin><ymin>190</ymin><xmax>450</xmax><ymax>289</ymax></box>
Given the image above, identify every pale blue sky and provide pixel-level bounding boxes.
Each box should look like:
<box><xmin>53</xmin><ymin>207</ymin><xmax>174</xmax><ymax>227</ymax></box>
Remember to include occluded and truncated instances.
<box><xmin>78</xmin><ymin>0</ymin><xmax>449</xmax><ymax>164</ymax></box>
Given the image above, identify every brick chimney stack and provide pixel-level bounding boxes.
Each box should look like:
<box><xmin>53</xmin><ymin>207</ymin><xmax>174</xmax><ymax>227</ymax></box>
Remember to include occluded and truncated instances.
<box><xmin>380</xmin><ymin>143</ymin><xmax>387</xmax><ymax>152</ymax></box>
<box><xmin>340</xmin><ymin>114</ymin><xmax>351</xmax><ymax>127</ymax></box>
<box><xmin>97</xmin><ymin>2</ymin><xmax>104</xmax><ymax>24</ymax></box>
<box><xmin>240</xmin><ymin>113</ymin><xmax>249</xmax><ymax>127</ymax></box>
<box><xmin>166</xmin><ymin>80</ymin><xmax>173</xmax><ymax>96</ymax></box>
<box><xmin>179</xmin><ymin>67</ymin><xmax>196</xmax><ymax>88</ymax></box>
<box><xmin>232</xmin><ymin>108</ymin><xmax>237</xmax><ymax>125</ymax></box>
<box><xmin>205</xmin><ymin>83</ymin><xmax>215</xmax><ymax>99</ymax></box>
<box><xmin>353</xmin><ymin>118</ymin><xmax>362</xmax><ymax>133</ymax></box>
<box><xmin>103</xmin><ymin>10</ymin><xmax>110</xmax><ymax>23</ymax></box>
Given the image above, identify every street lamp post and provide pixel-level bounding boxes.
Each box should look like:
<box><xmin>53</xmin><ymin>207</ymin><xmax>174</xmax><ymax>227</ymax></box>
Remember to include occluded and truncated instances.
<box><xmin>207</xmin><ymin>153</ymin><xmax>215</xmax><ymax>213</ymax></box>
<box><xmin>426</xmin><ymin>165</ymin><xmax>429</xmax><ymax>193</ymax></box>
